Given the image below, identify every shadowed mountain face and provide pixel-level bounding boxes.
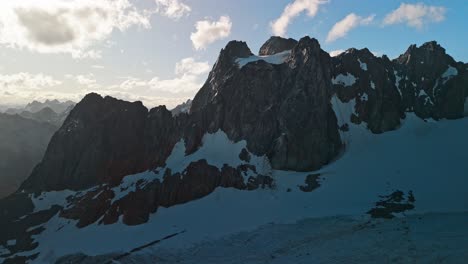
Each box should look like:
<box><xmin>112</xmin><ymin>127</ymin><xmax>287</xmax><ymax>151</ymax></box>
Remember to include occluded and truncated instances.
<box><xmin>22</xmin><ymin>37</ymin><xmax>468</xmax><ymax>195</ymax></box>
<box><xmin>0</xmin><ymin>114</ymin><xmax>57</xmax><ymax>198</ymax></box>
<box><xmin>0</xmin><ymin>101</ymin><xmax>74</xmax><ymax>198</ymax></box>
<box><xmin>0</xmin><ymin>36</ymin><xmax>467</xmax><ymax>264</ymax></box>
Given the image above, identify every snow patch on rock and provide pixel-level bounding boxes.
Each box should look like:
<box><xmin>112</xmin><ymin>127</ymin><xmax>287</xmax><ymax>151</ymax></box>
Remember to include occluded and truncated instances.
<box><xmin>30</xmin><ymin>190</ymin><xmax>75</xmax><ymax>213</ymax></box>
<box><xmin>236</xmin><ymin>50</ymin><xmax>291</xmax><ymax>68</ymax></box>
<box><xmin>332</xmin><ymin>73</ymin><xmax>357</xmax><ymax>87</ymax></box>
<box><xmin>358</xmin><ymin>58</ymin><xmax>367</xmax><ymax>71</ymax></box>
<box><xmin>441</xmin><ymin>65</ymin><xmax>458</xmax><ymax>84</ymax></box>
<box><xmin>418</xmin><ymin>89</ymin><xmax>433</xmax><ymax>105</ymax></box>
<box><xmin>394</xmin><ymin>71</ymin><xmax>403</xmax><ymax>96</ymax></box>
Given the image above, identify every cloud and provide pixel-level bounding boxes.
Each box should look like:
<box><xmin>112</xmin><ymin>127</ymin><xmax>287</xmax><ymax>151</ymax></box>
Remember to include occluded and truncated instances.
<box><xmin>329</xmin><ymin>49</ymin><xmax>345</xmax><ymax>57</ymax></box>
<box><xmin>326</xmin><ymin>13</ymin><xmax>375</xmax><ymax>43</ymax></box>
<box><xmin>271</xmin><ymin>0</ymin><xmax>328</xmax><ymax>37</ymax></box>
<box><xmin>0</xmin><ymin>72</ymin><xmax>62</xmax><ymax>90</ymax></box>
<box><xmin>0</xmin><ymin>72</ymin><xmax>69</xmax><ymax>105</ymax></box>
<box><xmin>0</xmin><ymin>0</ymin><xmax>151</xmax><ymax>59</ymax></box>
<box><xmin>0</xmin><ymin>57</ymin><xmax>211</xmax><ymax>108</ymax></box>
<box><xmin>126</xmin><ymin>57</ymin><xmax>210</xmax><ymax>93</ymax></box>
<box><xmin>75</xmin><ymin>57</ymin><xmax>210</xmax><ymax>107</ymax></box>
<box><xmin>91</xmin><ymin>65</ymin><xmax>105</xmax><ymax>70</ymax></box>
<box><xmin>175</xmin><ymin>57</ymin><xmax>211</xmax><ymax>76</ymax></box>
<box><xmin>191</xmin><ymin>16</ymin><xmax>232</xmax><ymax>50</ymax></box>
<box><xmin>383</xmin><ymin>3</ymin><xmax>446</xmax><ymax>29</ymax></box>
<box><xmin>155</xmin><ymin>0</ymin><xmax>191</xmax><ymax>20</ymax></box>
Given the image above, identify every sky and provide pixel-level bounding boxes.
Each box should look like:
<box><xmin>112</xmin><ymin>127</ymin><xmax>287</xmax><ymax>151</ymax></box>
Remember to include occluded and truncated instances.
<box><xmin>0</xmin><ymin>0</ymin><xmax>466</xmax><ymax>109</ymax></box>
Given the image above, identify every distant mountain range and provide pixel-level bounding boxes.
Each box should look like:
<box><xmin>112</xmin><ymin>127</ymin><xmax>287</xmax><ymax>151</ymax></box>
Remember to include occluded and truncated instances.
<box><xmin>0</xmin><ymin>37</ymin><xmax>467</xmax><ymax>263</ymax></box>
<box><xmin>0</xmin><ymin>100</ymin><xmax>75</xmax><ymax>199</ymax></box>
<box><xmin>0</xmin><ymin>114</ymin><xmax>57</xmax><ymax>199</ymax></box>
<box><xmin>3</xmin><ymin>100</ymin><xmax>75</xmax><ymax>127</ymax></box>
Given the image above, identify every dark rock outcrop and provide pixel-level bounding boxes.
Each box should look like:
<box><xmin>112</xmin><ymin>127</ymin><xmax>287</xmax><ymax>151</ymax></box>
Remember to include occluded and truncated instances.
<box><xmin>259</xmin><ymin>36</ymin><xmax>298</xmax><ymax>56</ymax></box>
<box><xmin>21</xmin><ymin>94</ymin><xmax>158</xmax><ymax>192</ymax></box>
<box><xmin>188</xmin><ymin>36</ymin><xmax>342</xmax><ymax>171</ymax></box>
<box><xmin>60</xmin><ymin>160</ymin><xmax>270</xmax><ymax>227</ymax></box>
<box><xmin>331</xmin><ymin>41</ymin><xmax>468</xmax><ymax>133</ymax></box>
<box><xmin>331</xmin><ymin>48</ymin><xmax>403</xmax><ymax>133</ymax></box>
<box><xmin>394</xmin><ymin>41</ymin><xmax>468</xmax><ymax>119</ymax></box>
<box><xmin>18</xmin><ymin>37</ymin><xmax>468</xmax><ymax>195</ymax></box>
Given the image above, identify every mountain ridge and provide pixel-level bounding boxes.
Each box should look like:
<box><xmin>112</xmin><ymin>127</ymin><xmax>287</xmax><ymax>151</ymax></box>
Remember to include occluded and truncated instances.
<box><xmin>1</xmin><ymin>36</ymin><xmax>467</xmax><ymax>264</ymax></box>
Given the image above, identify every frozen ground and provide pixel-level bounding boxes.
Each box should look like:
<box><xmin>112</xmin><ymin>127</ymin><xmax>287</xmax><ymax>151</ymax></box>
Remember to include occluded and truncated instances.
<box><xmin>107</xmin><ymin>212</ymin><xmax>468</xmax><ymax>264</ymax></box>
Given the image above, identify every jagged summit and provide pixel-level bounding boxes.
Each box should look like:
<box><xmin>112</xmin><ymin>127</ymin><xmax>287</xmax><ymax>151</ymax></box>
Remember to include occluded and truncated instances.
<box><xmin>259</xmin><ymin>36</ymin><xmax>298</xmax><ymax>56</ymax></box>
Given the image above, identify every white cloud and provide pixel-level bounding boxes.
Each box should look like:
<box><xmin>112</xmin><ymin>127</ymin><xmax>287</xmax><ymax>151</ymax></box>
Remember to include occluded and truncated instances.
<box><xmin>326</xmin><ymin>13</ymin><xmax>375</xmax><ymax>43</ymax></box>
<box><xmin>68</xmin><ymin>74</ymin><xmax>100</xmax><ymax>89</ymax></box>
<box><xmin>0</xmin><ymin>0</ymin><xmax>151</xmax><ymax>59</ymax></box>
<box><xmin>124</xmin><ymin>57</ymin><xmax>210</xmax><ymax>93</ymax></box>
<box><xmin>175</xmin><ymin>57</ymin><xmax>211</xmax><ymax>76</ymax></box>
<box><xmin>271</xmin><ymin>0</ymin><xmax>328</xmax><ymax>37</ymax></box>
<box><xmin>329</xmin><ymin>49</ymin><xmax>345</xmax><ymax>57</ymax></box>
<box><xmin>155</xmin><ymin>0</ymin><xmax>191</xmax><ymax>20</ymax></box>
<box><xmin>0</xmin><ymin>72</ymin><xmax>67</xmax><ymax>105</ymax></box>
<box><xmin>191</xmin><ymin>16</ymin><xmax>232</xmax><ymax>50</ymax></box>
<box><xmin>74</xmin><ymin>57</ymin><xmax>210</xmax><ymax>107</ymax></box>
<box><xmin>383</xmin><ymin>3</ymin><xmax>446</xmax><ymax>29</ymax></box>
<box><xmin>0</xmin><ymin>72</ymin><xmax>62</xmax><ymax>91</ymax></box>
<box><xmin>0</xmin><ymin>57</ymin><xmax>211</xmax><ymax>108</ymax></box>
<box><xmin>91</xmin><ymin>65</ymin><xmax>105</xmax><ymax>70</ymax></box>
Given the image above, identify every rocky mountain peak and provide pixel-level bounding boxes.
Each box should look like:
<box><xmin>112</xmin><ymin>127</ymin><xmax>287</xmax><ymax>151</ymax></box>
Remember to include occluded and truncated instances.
<box><xmin>219</xmin><ymin>40</ymin><xmax>252</xmax><ymax>62</ymax></box>
<box><xmin>259</xmin><ymin>36</ymin><xmax>298</xmax><ymax>56</ymax></box>
<box><xmin>288</xmin><ymin>36</ymin><xmax>324</xmax><ymax>66</ymax></box>
<box><xmin>395</xmin><ymin>40</ymin><xmax>449</xmax><ymax>66</ymax></box>
<box><xmin>21</xmin><ymin>94</ymin><xmax>150</xmax><ymax>192</ymax></box>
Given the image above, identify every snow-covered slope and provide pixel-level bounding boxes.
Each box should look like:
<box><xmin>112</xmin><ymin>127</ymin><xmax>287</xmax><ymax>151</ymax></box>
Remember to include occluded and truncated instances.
<box><xmin>4</xmin><ymin>100</ymin><xmax>468</xmax><ymax>263</ymax></box>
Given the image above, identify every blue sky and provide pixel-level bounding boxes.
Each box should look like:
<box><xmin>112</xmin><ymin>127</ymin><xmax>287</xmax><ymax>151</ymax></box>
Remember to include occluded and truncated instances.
<box><xmin>0</xmin><ymin>0</ymin><xmax>466</xmax><ymax>108</ymax></box>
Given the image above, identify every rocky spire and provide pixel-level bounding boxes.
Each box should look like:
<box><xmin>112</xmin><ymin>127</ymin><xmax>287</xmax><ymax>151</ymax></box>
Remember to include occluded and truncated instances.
<box><xmin>259</xmin><ymin>36</ymin><xmax>298</xmax><ymax>56</ymax></box>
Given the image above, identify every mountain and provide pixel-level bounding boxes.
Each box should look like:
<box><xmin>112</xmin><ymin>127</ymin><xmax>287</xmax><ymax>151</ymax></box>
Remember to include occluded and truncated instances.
<box><xmin>0</xmin><ymin>37</ymin><xmax>467</xmax><ymax>263</ymax></box>
<box><xmin>4</xmin><ymin>100</ymin><xmax>75</xmax><ymax>127</ymax></box>
<box><xmin>0</xmin><ymin>114</ymin><xmax>57</xmax><ymax>199</ymax></box>
<box><xmin>170</xmin><ymin>99</ymin><xmax>192</xmax><ymax>116</ymax></box>
<box><xmin>0</xmin><ymin>101</ymin><xmax>74</xmax><ymax>199</ymax></box>
<box><xmin>23</xmin><ymin>99</ymin><xmax>75</xmax><ymax>115</ymax></box>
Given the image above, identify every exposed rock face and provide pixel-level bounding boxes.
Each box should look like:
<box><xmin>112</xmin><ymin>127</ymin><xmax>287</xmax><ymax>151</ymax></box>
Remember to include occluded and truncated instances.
<box><xmin>331</xmin><ymin>48</ymin><xmax>403</xmax><ymax>133</ymax></box>
<box><xmin>259</xmin><ymin>36</ymin><xmax>298</xmax><ymax>56</ymax></box>
<box><xmin>394</xmin><ymin>41</ymin><xmax>468</xmax><ymax>119</ymax></box>
<box><xmin>21</xmin><ymin>94</ymin><xmax>167</xmax><ymax>192</ymax></box>
<box><xmin>331</xmin><ymin>41</ymin><xmax>468</xmax><ymax>133</ymax></box>
<box><xmin>171</xmin><ymin>99</ymin><xmax>192</xmax><ymax>116</ymax></box>
<box><xmin>18</xmin><ymin>37</ymin><xmax>468</xmax><ymax>195</ymax></box>
<box><xmin>60</xmin><ymin>160</ymin><xmax>270</xmax><ymax>227</ymax></box>
<box><xmin>189</xmin><ymin>36</ymin><xmax>342</xmax><ymax>171</ymax></box>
